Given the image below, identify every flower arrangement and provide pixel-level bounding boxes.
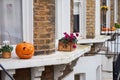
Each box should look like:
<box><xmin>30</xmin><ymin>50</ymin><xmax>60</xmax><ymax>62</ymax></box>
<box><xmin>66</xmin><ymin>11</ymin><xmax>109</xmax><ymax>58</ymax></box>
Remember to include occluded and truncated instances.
<box><xmin>0</xmin><ymin>40</ymin><xmax>13</xmax><ymax>58</ymax></box>
<box><xmin>59</xmin><ymin>32</ymin><xmax>79</xmax><ymax>49</ymax></box>
<box><xmin>0</xmin><ymin>40</ymin><xmax>13</xmax><ymax>53</ymax></box>
<box><xmin>101</xmin><ymin>5</ymin><xmax>108</xmax><ymax>11</ymax></box>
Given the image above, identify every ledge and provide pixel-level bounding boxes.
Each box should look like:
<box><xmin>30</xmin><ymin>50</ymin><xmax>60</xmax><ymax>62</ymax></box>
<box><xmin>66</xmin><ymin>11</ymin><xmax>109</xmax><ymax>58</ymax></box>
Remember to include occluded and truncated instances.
<box><xmin>0</xmin><ymin>45</ymin><xmax>91</xmax><ymax>70</ymax></box>
<box><xmin>77</xmin><ymin>35</ymin><xmax>111</xmax><ymax>44</ymax></box>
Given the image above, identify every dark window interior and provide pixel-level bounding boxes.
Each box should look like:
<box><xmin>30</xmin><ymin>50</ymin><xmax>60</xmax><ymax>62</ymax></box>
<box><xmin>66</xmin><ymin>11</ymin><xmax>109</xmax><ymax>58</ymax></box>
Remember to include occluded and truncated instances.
<box><xmin>74</xmin><ymin>15</ymin><xmax>79</xmax><ymax>32</ymax></box>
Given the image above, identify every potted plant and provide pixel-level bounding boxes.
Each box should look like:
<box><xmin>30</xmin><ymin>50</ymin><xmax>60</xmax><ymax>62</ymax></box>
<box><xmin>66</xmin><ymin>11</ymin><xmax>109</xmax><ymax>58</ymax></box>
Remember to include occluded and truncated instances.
<box><xmin>115</xmin><ymin>23</ymin><xmax>120</xmax><ymax>29</ymax></box>
<box><xmin>101</xmin><ymin>5</ymin><xmax>108</xmax><ymax>14</ymax></box>
<box><xmin>101</xmin><ymin>5</ymin><xmax>108</xmax><ymax>11</ymax></box>
<box><xmin>58</xmin><ymin>32</ymin><xmax>79</xmax><ymax>51</ymax></box>
<box><xmin>0</xmin><ymin>41</ymin><xmax>13</xmax><ymax>58</ymax></box>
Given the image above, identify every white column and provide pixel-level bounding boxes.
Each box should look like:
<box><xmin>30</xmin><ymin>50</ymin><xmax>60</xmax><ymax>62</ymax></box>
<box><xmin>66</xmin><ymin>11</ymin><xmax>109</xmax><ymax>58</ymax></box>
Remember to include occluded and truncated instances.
<box><xmin>1</xmin><ymin>69</ymin><xmax>15</xmax><ymax>80</ymax></box>
<box><xmin>31</xmin><ymin>66</ymin><xmax>45</xmax><ymax>80</ymax></box>
<box><xmin>95</xmin><ymin>0</ymin><xmax>100</xmax><ymax>37</ymax></box>
<box><xmin>55</xmin><ymin>0</ymin><xmax>71</xmax><ymax>39</ymax></box>
<box><xmin>54</xmin><ymin>64</ymin><xmax>66</xmax><ymax>80</ymax></box>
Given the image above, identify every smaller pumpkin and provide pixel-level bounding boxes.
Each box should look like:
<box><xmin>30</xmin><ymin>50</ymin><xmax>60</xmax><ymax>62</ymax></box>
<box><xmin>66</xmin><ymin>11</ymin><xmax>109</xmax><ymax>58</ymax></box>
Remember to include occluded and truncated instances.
<box><xmin>110</xmin><ymin>26</ymin><xmax>116</xmax><ymax>31</ymax></box>
<box><xmin>15</xmin><ymin>42</ymin><xmax>34</xmax><ymax>59</ymax></box>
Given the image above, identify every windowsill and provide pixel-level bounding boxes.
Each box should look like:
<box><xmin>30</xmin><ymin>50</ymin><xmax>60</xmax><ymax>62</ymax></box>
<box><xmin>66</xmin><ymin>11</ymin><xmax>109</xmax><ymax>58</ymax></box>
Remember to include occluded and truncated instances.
<box><xmin>0</xmin><ymin>45</ymin><xmax>91</xmax><ymax>70</ymax></box>
<box><xmin>77</xmin><ymin>35</ymin><xmax>111</xmax><ymax>44</ymax></box>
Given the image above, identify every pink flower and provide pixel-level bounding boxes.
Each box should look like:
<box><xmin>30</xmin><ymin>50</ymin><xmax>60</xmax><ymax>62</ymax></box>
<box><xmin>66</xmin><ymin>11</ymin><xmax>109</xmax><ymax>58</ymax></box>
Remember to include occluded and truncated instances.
<box><xmin>64</xmin><ymin>32</ymin><xmax>67</xmax><ymax>35</ymax></box>
<box><xmin>64</xmin><ymin>32</ymin><xmax>69</xmax><ymax>39</ymax></box>
<box><xmin>73</xmin><ymin>44</ymin><xmax>77</xmax><ymax>48</ymax></box>
<box><xmin>70</xmin><ymin>33</ymin><xmax>74</xmax><ymax>37</ymax></box>
<box><xmin>60</xmin><ymin>32</ymin><xmax>79</xmax><ymax>45</ymax></box>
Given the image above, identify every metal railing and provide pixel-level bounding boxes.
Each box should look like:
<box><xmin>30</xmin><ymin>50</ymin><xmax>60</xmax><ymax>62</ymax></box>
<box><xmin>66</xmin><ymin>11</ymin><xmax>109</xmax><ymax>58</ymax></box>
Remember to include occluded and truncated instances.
<box><xmin>100</xmin><ymin>29</ymin><xmax>120</xmax><ymax>80</ymax></box>
<box><xmin>0</xmin><ymin>64</ymin><xmax>14</xmax><ymax>80</ymax></box>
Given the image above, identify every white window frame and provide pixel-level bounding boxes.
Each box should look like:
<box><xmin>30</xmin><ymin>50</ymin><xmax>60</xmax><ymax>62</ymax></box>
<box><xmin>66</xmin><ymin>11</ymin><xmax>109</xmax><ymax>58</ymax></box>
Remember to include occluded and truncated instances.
<box><xmin>74</xmin><ymin>0</ymin><xmax>86</xmax><ymax>38</ymax></box>
<box><xmin>55</xmin><ymin>0</ymin><xmax>71</xmax><ymax>40</ymax></box>
<box><xmin>95</xmin><ymin>0</ymin><xmax>100</xmax><ymax>36</ymax></box>
<box><xmin>114</xmin><ymin>0</ymin><xmax>118</xmax><ymax>23</ymax></box>
<box><xmin>22</xmin><ymin>0</ymin><xmax>33</xmax><ymax>43</ymax></box>
<box><xmin>106</xmin><ymin>0</ymin><xmax>111</xmax><ymax>28</ymax></box>
<box><xmin>55</xmin><ymin>0</ymin><xmax>86</xmax><ymax>42</ymax></box>
<box><xmin>3</xmin><ymin>0</ymin><xmax>33</xmax><ymax>56</ymax></box>
<box><xmin>0</xmin><ymin>0</ymin><xmax>33</xmax><ymax>44</ymax></box>
<box><xmin>95</xmin><ymin>0</ymin><xmax>111</xmax><ymax>36</ymax></box>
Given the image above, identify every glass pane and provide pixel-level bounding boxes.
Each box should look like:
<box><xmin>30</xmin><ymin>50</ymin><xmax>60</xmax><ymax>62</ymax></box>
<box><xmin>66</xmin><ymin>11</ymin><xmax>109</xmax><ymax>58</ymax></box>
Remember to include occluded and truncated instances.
<box><xmin>0</xmin><ymin>0</ymin><xmax>23</xmax><ymax>44</ymax></box>
<box><xmin>101</xmin><ymin>0</ymin><xmax>107</xmax><ymax>35</ymax></box>
<box><xmin>74</xmin><ymin>15</ymin><xmax>79</xmax><ymax>32</ymax></box>
<box><xmin>73</xmin><ymin>2</ymin><xmax>80</xmax><ymax>33</ymax></box>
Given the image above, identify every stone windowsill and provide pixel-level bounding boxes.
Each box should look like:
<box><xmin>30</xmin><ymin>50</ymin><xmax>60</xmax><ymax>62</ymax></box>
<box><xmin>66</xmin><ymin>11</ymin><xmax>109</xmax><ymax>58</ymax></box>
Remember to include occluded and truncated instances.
<box><xmin>77</xmin><ymin>35</ymin><xmax>111</xmax><ymax>44</ymax></box>
<box><xmin>0</xmin><ymin>45</ymin><xmax>91</xmax><ymax>70</ymax></box>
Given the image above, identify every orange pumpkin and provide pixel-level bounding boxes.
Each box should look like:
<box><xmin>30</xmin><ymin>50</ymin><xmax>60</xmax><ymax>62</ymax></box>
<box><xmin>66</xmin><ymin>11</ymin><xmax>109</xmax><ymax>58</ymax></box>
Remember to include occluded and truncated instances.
<box><xmin>15</xmin><ymin>42</ymin><xmax>34</xmax><ymax>59</ymax></box>
<box><xmin>102</xmin><ymin>27</ymin><xmax>108</xmax><ymax>31</ymax></box>
<box><xmin>110</xmin><ymin>26</ymin><xmax>116</xmax><ymax>31</ymax></box>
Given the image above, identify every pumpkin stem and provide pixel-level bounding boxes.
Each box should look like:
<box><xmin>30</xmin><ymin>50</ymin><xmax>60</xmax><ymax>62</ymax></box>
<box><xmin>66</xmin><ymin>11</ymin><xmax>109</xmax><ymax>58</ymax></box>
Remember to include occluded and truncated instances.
<box><xmin>23</xmin><ymin>41</ymin><xmax>26</xmax><ymax>43</ymax></box>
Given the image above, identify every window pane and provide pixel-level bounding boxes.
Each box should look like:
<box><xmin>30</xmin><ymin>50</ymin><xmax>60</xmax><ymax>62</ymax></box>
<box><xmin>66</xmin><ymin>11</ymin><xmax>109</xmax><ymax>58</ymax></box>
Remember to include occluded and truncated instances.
<box><xmin>0</xmin><ymin>0</ymin><xmax>23</xmax><ymax>44</ymax></box>
<box><xmin>74</xmin><ymin>15</ymin><xmax>79</xmax><ymax>32</ymax></box>
<box><xmin>73</xmin><ymin>2</ymin><xmax>80</xmax><ymax>33</ymax></box>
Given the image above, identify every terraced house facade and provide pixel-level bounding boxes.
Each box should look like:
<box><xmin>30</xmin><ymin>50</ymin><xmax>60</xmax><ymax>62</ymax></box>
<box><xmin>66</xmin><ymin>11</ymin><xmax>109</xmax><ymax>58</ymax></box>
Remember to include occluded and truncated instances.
<box><xmin>0</xmin><ymin>0</ymin><xmax>120</xmax><ymax>80</ymax></box>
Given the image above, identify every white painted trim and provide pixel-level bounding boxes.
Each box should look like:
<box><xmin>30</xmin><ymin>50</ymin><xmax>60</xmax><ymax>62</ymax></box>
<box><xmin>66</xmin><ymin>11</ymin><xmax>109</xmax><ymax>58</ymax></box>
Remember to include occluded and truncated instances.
<box><xmin>55</xmin><ymin>0</ymin><xmax>62</xmax><ymax>39</ymax></box>
<box><xmin>80</xmin><ymin>0</ymin><xmax>86</xmax><ymax>38</ymax></box>
<box><xmin>77</xmin><ymin>35</ymin><xmax>111</xmax><ymax>44</ymax></box>
<box><xmin>55</xmin><ymin>0</ymin><xmax>71</xmax><ymax>40</ymax></box>
<box><xmin>83</xmin><ymin>0</ymin><xmax>86</xmax><ymax>38</ymax></box>
<box><xmin>0</xmin><ymin>45</ymin><xmax>91</xmax><ymax>70</ymax></box>
<box><xmin>61</xmin><ymin>0</ymin><xmax>71</xmax><ymax>34</ymax></box>
<box><xmin>95</xmin><ymin>0</ymin><xmax>100</xmax><ymax>37</ymax></box>
<box><xmin>114</xmin><ymin>0</ymin><xmax>118</xmax><ymax>23</ymax></box>
<box><xmin>74</xmin><ymin>0</ymin><xmax>86</xmax><ymax>38</ymax></box>
<box><xmin>22</xmin><ymin>0</ymin><xmax>33</xmax><ymax>43</ymax></box>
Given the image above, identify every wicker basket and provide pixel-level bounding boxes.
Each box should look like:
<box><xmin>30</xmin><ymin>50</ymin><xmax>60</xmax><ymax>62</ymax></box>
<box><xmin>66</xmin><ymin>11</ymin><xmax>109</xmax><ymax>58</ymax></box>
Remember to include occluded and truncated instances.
<box><xmin>58</xmin><ymin>41</ymin><xmax>76</xmax><ymax>51</ymax></box>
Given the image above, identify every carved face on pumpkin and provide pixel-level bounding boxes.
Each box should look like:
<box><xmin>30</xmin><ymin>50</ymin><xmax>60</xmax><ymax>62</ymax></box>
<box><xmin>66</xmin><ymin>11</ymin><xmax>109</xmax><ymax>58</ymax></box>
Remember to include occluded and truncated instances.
<box><xmin>15</xmin><ymin>42</ymin><xmax>34</xmax><ymax>59</ymax></box>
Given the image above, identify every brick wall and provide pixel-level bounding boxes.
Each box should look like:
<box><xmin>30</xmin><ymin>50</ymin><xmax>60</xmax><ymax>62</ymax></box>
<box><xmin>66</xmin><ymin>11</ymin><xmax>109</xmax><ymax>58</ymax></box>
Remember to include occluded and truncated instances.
<box><xmin>70</xmin><ymin>0</ymin><xmax>74</xmax><ymax>33</ymax></box>
<box><xmin>110</xmin><ymin>0</ymin><xmax>115</xmax><ymax>27</ymax></box>
<box><xmin>14</xmin><ymin>68</ymin><xmax>31</xmax><ymax>80</ymax></box>
<box><xmin>41</xmin><ymin>66</ymin><xmax>54</xmax><ymax>80</ymax></box>
<box><xmin>118</xmin><ymin>1</ymin><xmax>120</xmax><ymax>23</ymax></box>
<box><xmin>34</xmin><ymin>0</ymin><xmax>55</xmax><ymax>55</ymax></box>
<box><xmin>86</xmin><ymin>0</ymin><xmax>95</xmax><ymax>38</ymax></box>
<box><xmin>33</xmin><ymin>0</ymin><xmax>55</xmax><ymax>80</ymax></box>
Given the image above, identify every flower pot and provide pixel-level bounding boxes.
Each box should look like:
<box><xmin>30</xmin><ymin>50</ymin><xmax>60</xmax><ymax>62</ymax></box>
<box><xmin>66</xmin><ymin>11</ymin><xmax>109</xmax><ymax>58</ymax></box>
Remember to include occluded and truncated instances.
<box><xmin>2</xmin><ymin>52</ymin><xmax>11</xmax><ymax>58</ymax></box>
<box><xmin>58</xmin><ymin>41</ymin><xmax>76</xmax><ymax>51</ymax></box>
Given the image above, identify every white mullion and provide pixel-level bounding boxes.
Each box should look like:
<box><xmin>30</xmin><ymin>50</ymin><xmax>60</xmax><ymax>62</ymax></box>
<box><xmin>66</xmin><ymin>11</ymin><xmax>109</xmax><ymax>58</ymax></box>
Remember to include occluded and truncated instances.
<box><xmin>106</xmin><ymin>0</ymin><xmax>110</xmax><ymax>28</ymax></box>
<box><xmin>55</xmin><ymin>0</ymin><xmax>62</xmax><ymax>40</ymax></box>
<box><xmin>22</xmin><ymin>0</ymin><xmax>33</xmax><ymax>43</ymax></box>
<box><xmin>114</xmin><ymin>0</ymin><xmax>118</xmax><ymax>23</ymax></box>
<box><xmin>95</xmin><ymin>0</ymin><xmax>100</xmax><ymax>36</ymax></box>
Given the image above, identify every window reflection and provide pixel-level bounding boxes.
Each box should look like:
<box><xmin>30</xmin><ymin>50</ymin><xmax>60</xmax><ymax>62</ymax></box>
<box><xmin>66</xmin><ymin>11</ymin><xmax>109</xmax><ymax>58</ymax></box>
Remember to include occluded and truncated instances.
<box><xmin>0</xmin><ymin>0</ymin><xmax>23</xmax><ymax>44</ymax></box>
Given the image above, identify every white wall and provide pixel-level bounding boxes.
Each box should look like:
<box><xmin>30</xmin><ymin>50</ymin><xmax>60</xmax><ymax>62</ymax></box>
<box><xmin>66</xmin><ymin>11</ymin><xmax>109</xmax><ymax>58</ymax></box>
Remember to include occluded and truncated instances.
<box><xmin>74</xmin><ymin>55</ymin><xmax>102</xmax><ymax>80</ymax></box>
<box><xmin>62</xmin><ymin>55</ymin><xmax>102</xmax><ymax>80</ymax></box>
<box><xmin>62</xmin><ymin>72</ymin><xmax>74</xmax><ymax>80</ymax></box>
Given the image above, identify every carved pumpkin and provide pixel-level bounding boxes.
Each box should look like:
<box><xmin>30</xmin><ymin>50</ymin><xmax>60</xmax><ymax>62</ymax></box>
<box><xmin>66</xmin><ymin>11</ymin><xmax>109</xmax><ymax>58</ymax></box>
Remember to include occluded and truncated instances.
<box><xmin>15</xmin><ymin>42</ymin><xmax>34</xmax><ymax>59</ymax></box>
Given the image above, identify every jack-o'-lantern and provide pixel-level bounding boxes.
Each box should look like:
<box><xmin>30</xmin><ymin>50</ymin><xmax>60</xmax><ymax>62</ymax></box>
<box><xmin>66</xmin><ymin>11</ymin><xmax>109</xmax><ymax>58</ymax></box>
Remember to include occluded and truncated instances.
<box><xmin>15</xmin><ymin>42</ymin><xmax>34</xmax><ymax>59</ymax></box>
